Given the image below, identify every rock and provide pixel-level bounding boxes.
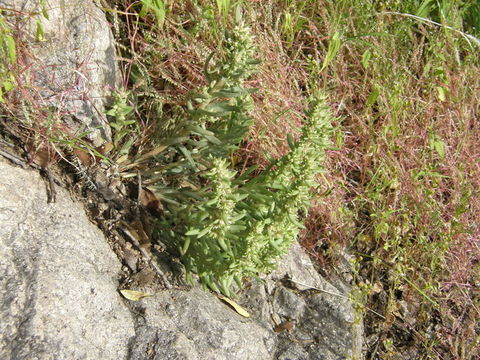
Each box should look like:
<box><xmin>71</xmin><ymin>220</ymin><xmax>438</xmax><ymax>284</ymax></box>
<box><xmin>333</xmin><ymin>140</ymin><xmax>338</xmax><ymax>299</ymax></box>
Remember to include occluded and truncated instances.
<box><xmin>0</xmin><ymin>158</ymin><xmax>135</xmax><ymax>360</ymax></box>
<box><xmin>0</xmin><ymin>0</ymin><xmax>120</xmax><ymax>146</ymax></box>
<box><xmin>0</xmin><ymin>157</ymin><xmax>363</xmax><ymax>360</ymax></box>
<box><xmin>241</xmin><ymin>242</ymin><xmax>364</xmax><ymax>360</ymax></box>
<box><xmin>126</xmin><ymin>242</ymin><xmax>363</xmax><ymax>360</ymax></box>
<box><xmin>127</xmin><ymin>288</ymin><xmax>273</xmax><ymax>360</ymax></box>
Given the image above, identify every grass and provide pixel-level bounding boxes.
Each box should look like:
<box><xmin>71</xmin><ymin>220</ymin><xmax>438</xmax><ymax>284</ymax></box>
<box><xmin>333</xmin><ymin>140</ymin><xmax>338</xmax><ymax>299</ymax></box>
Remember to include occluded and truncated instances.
<box><xmin>1</xmin><ymin>0</ymin><xmax>479</xmax><ymax>358</ymax></box>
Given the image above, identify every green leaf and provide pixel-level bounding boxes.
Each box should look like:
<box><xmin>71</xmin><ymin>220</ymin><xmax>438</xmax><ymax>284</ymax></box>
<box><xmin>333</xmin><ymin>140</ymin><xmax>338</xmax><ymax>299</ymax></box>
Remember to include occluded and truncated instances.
<box><xmin>41</xmin><ymin>0</ymin><xmax>49</xmax><ymax>19</ymax></box>
<box><xmin>320</xmin><ymin>31</ymin><xmax>341</xmax><ymax>72</ymax></box>
<box><xmin>416</xmin><ymin>0</ymin><xmax>434</xmax><ymax>18</ymax></box>
<box><xmin>189</xmin><ymin>125</ymin><xmax>215</xmax><ymax>136</ymax></box>
<box><xmin>185</xmin><ymin>229</ymin><xmax>200</xmax><ymax>236</ymax></box>
<box><xmin>366</xmin><ymin>87</ymin><xmax>380</xmax><ymax>107</ymax></box>
<box><xmin>139</xmin><ymin>0</ymin><xmax>166</xmax><ymax>28</ymax></box>
<box><xmin>3</xmin><ymin>80</ymin><xmax>14</xmax><ymax>92</ymax></box>
<box><xmin>5</xmin><ymin>35</ymin><xmax>16</xmax><ymax>63</ymax></box>
<box><xmin>204</xmin><ymin>134</ymin><xmax>222</xmax><ymax>145</ymax></box>
<box><xmin>140</xmin><ymin>1</ymin><xmax>152</xmax><ymax>18</ymax></box>
<box><xmin>361</xmin><ymin>49</ymin><xmax>371</xmax><ymax>68</ymax></box>
<box><xmin>119</xmin><ymin>138</ymin><xmax>135</xmax><ymax>155</ymax></box>
<box><xmin>217</xmin><ymin>237</ymin><xmax>230</xmax><ymax>252</ymax></box>
<box><xmin>196</xmin><ymin>227</ymin><xmax>210</xmax><ymax>239</ymax></box>
<box><xmin>212</xmin><ymin>87</ymin><xmax>254</xmax><ymax>98</ymax></box>
<box><xmin>434</xmin><ymin>139</ymin><xmax>445</xmax><ymax>159</ymax></box>
<box><xmin>179</xmin><ymin>146</ymin><xmax>197</xmax><ymax>169</ymax></box>
<box><xmin>35</xmin><ymin>19</ymin><xmax>46</xmax><ymax>41</ymax></box>
<box><xmin>181</xmin><ymin>237</ymin><xmax>191</xmax><ymax>255</ymax></box>
<box><xmin>200</xmin><ymin>102</ymin><xmax>239</xmax><ymax>116</ymax></box>
<box><xmin>436</xmin><ymin>86</ymin><xmax>447</xmax><ymax>102</ymax></box>
<box><xmin>229</xmin><ymin>224</ymin><xmax>246</xmax><ymax>232</ymax></box>
<box><xmin>287</xmin><ymin>133</ymin><xmax>296</xmax><ymax>150</ymax></box>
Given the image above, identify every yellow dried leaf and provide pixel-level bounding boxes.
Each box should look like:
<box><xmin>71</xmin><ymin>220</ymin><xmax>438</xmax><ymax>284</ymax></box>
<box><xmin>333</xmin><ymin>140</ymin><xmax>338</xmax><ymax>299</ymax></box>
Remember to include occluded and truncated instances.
<box><xmin>119</xmin><ymin>289</ymin><xmax>152</xmax><ymax>301</ymax></box>
<box><xmin>372</xmin><ymin>282</ymin><xmax>383</xmax><ymax>294</ymax></box>
<box><xmin>217</xmin><ymin>294</ymin><xmax>250</xmax><ymax>318</ymax></box>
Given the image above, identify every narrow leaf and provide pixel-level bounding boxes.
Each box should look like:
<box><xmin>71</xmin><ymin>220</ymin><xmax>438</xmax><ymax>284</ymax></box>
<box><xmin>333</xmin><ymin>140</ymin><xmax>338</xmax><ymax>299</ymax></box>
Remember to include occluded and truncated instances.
<box><xmin>217</xmin><ymin>294</ymin><xmax>251</xmax><ymax>318</ymax></box>
<box><xmin>120</xmin><ymin>289</ymin><xmax>152</xmax><ymax>301</ymax></box>
<box><xmin>5</xmin><ymin>35</ymin><xmax>16</xmax><ymax>63</ymax></box>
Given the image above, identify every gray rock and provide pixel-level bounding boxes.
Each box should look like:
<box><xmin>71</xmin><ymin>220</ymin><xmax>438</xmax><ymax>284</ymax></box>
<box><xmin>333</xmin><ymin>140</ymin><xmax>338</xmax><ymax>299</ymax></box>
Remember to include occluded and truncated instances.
<box><xmin>0</xmin><ymin>157</ymin><xmax>363</xmax><ymax>360</ymax></box>
<box><xmin>0</xmin><ymin>158</ymin><xmax>135</xmax><ymax>360</ymax></box>
<box><xmin>0</xmin><ymin>0</ymin><xmax>120</xmax><ymax>146</ymax></box>
<box><xmin>242</xmin><ymin>242</ymin><xmax>364</xmax><ymax>360</ymax></box>
<box><xmin>127</xmin><ymin>288</ymin><xmax>273</xmax><ymax>360</ymax></box>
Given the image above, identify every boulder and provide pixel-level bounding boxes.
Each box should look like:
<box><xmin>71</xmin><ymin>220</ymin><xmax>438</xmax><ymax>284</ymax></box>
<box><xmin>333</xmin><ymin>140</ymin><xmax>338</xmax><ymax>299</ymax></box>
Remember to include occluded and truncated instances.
<box><xmin>241</xmin><ymin>242</ymin><xmax>364</xmax><ymax>360</ymax></box>
<box><xmin>0</xmin><ymin>158</ymin><xmax>135</xmax><ymax>360</ymax></box>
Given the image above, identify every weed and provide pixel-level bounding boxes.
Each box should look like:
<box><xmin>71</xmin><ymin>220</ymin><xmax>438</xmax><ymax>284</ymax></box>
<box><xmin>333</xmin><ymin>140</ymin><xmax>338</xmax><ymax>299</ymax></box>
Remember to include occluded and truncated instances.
<box><xmin>137</xmin><ymin>19</ymin><xmax>333</xmax><ymax>296</ymax></box>
<box><xmin>0</xmin><ymin>11</ymin><xmax>16</xmax><ymax>103</ymax></box>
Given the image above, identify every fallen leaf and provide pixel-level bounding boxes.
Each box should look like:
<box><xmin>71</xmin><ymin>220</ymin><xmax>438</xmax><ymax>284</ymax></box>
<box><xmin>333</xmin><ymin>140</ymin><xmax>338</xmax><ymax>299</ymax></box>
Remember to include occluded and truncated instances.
<box><xmin>32</xmin><ymin>146</ymin><xmax>54</xmax><ymax>168</ymax></box>
<box><xmin>96</xmin><ymin>142</ymin><xmax>113</xmax><ymax>155</ymax></box>
<box><xmin>372</xmin><ymin>282</ymin><xmax>383</xmax><ymax>294</ymax></box>
<box><xmin>217</xmin><ymin>294</ymin><xmax>250</xmax><ymax>318</ymax></box>
<box><xmin>120</xmin><ymin>220</ymin><xmax>151</xmax><ymax>250</ymax></box>
<box><xmin>73</xmin><ymin>147</ymin><xmax>94</xmax><ymax>167</ymax></box>
<box><xmin>116</xmin><ymin>154</ymin><xmax>129</xmax><ymax>164</ymax></box>
<box><xmin>119</xmin><ymin>289</ymin><xmax>152</xmax><ymax>301</ymax></box>
<box><xmin>274</xmin><ymin>320</ymin><xmax>296</xmax><ymax>333</ymax></box>
<box><xmin>140</xmin><ymin>187</ymin><xmax>164</xmax><ymax>217</ymax></box>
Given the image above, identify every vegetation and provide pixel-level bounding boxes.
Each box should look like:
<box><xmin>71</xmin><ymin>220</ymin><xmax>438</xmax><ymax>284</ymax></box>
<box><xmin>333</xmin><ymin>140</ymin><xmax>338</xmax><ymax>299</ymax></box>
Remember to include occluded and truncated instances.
<box><xmin>1</xmin><ymin>0</ymin><xmax>479</xmax><ymax>358</ymax></box>
<box><xmin>109</xmin><ymin>15</ymin><xmax>334</xmax><ymax>296</ymax></box>
<box><xmin>0</xmin><ymin>10</ymin><xmax>16</xmax><ymax>103</ymax></box>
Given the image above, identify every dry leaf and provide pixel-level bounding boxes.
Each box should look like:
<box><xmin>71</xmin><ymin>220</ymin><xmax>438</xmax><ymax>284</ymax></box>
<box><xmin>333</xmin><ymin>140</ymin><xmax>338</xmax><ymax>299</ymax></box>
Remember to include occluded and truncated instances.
<box><xmin>119</xmin><ymin>289</ymin><xmax>152</xmax><ymax>301</ymax></box>
<box><xmin>96</xmin><ymin>142</ymin><xmax>113</xmax><ymax>155</ymax></box>
<box><xmin>274</xmin><ymin>320</ymin><xmax>296</xmax><ymax>333</ymax></box>
<box><xmin>116</xmin><ymin>154</ymin><xmax>129</xmax><ymax>164</ymax></box>
<box><xmin>140</xmin><ymin>187</ymin><xmax>163</xmax><ymax>217</ymax></box>
<box><xmin>372</xmin><ymin>282</ymin><xmax>383</xmax><ymax>294</ymax></box>
<box><xmin>73</xmin><ymin>147</ymin><xmax>93</xmax><ymax>167</ymax></box>
<box><xmin>33</xmin><ymin>147</ymin><xmax>54</xmax><ymax>168</ymax></box>
<box><xmin>216</xmin><ymin>294</ymin><xmax>250</xmax><ymax>318</ymax></box>
<box><xmin>121</xmin><ymin>220</ymin><xmax>151</xmax><ymax>250</ymax></box>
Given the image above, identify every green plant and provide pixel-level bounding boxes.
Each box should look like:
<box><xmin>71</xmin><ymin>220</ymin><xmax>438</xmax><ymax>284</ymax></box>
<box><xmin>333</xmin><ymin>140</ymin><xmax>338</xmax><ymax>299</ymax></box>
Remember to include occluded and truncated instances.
<box><xmin>146</xmin><ymin>19</ymin><xmax>333</xmax><ymax>296</ymax></box>
<box><xmin>100</xmin><ymin>0</ymin><xmax>480</xmax><ymax>357</ymax></box>
<box><xmin>138</xmin><ymin>0</ymin><xmax>166</xmax><ymax>28</ymax></box>
<box><xmin>0</xmin><ymin>11</ymin><xmax>16</xmax><ymax>103</ymax></box>
<box><xmin>105</xmin><ymin>90</ymin><xmax>138</xmax><ymax>157</ymax></box>
<box><xmin>215</xmin><ymin>0</ymin><xmax>232</xmax><ymax>20</ymax></box>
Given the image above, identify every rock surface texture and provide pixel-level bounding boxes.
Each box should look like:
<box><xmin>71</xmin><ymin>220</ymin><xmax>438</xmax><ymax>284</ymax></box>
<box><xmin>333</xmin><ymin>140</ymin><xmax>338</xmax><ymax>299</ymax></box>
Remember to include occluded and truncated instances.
<box><xmin>0</xmin><ymin>158</ymin><xmax>362</xmax><ymax>360</ymax></box>
<box><xmin>0</xmin><ymin>158</ymin><xmax>135</xmax><ymax>360</ymax></box>
<box><xmin>0</xmin><ymin>0</ymin><xmax>119</xmax><ymax>146</ymax></box>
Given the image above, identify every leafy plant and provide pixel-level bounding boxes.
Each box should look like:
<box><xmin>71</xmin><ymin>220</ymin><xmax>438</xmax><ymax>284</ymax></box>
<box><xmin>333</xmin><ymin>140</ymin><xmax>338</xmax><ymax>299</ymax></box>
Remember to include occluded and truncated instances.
<box><xmin>215</xmin><ymin>0</ymin><xmax>232</xmax><ymax>20</ymax></box>
<box><xmin>148</xmin><ymin>19</ymin><xmax>333</xmax><ymax>296</ymax></box>
<box><xmin>105</xmin><ymin>90</ymin><xmax>137</xmax><ymax>157</ymax></box>
<box><xmin>0</xmin><ymin>12</ymin><xmax>16</xmax><ymax>103</ymax></box>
